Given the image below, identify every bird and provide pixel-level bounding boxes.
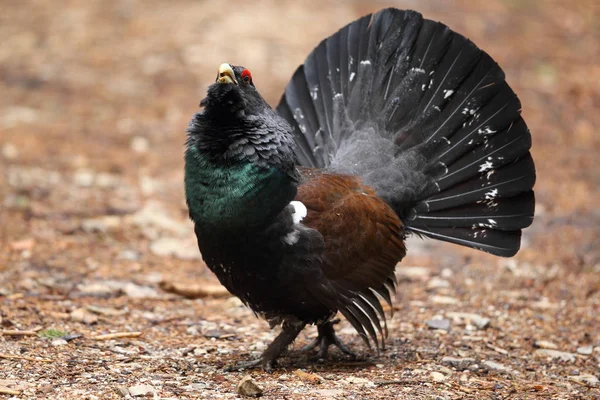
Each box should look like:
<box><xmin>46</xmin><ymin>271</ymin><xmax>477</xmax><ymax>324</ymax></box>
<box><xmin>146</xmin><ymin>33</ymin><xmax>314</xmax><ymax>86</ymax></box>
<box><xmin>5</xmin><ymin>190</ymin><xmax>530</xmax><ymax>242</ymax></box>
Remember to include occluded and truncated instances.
<box><xmin>184</xmin><ymin>8</ymin><xmax>535</xmax><ymax>372</ymax></box>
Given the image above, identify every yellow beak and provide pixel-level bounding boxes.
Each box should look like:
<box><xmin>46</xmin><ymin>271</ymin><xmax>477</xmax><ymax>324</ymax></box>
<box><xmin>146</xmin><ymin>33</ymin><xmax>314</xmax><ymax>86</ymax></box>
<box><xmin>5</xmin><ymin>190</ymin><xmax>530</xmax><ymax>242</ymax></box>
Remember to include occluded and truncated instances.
<box><xmin>217</xmin><ymin>63</ymin><xmax>237</xmax><ymax>85</ymax></box>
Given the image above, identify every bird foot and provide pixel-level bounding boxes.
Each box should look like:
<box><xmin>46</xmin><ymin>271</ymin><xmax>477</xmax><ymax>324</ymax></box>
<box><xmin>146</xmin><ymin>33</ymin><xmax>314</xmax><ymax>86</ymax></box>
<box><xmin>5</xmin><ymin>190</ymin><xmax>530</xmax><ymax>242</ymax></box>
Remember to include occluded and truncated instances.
<box><xmin>224</xmin><ymin>358</ymin><xmax>277</xmax><ymax>373</ymax></box>
<box><xmin>299</xmin><ymin>320</ymin><xmax>357</xmax><ymax>360</ymax></box>
<box><xmin>225</xmin><ymin>317</ymin><xmax>305</xmax><ymax>373</ymax></box>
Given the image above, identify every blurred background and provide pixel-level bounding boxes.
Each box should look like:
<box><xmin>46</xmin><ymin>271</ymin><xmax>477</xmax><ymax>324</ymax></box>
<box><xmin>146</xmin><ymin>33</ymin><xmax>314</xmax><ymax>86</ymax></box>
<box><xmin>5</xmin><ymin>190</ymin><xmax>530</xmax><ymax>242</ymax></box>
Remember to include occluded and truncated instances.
<box><xmin>1</xmin><ymin>0</ymin><xmax>598</xmax><ymax>285</ymax></box>
<box><xmin>0</xmin><ymin>0</ymin><xmax>599</xmax><ymax>397</ymax></box>
<box><xmin>1</xmin><ymin>0</ymin><xmax>598</xmax><ymax>269</ymax></box>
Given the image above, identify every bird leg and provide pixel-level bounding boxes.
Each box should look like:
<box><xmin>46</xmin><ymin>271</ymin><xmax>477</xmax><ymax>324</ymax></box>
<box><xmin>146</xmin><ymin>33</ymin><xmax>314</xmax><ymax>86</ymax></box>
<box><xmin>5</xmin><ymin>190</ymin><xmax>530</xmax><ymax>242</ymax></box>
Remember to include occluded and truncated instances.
<box><xmin>225</xmin><ymin>318</ymin><xmax>305</xmax><ymax>373</ymax></box>
<box><xmin>300</xmin><ymin>319</ymin><xmax>357</xmax><ymax>360</ymax></box>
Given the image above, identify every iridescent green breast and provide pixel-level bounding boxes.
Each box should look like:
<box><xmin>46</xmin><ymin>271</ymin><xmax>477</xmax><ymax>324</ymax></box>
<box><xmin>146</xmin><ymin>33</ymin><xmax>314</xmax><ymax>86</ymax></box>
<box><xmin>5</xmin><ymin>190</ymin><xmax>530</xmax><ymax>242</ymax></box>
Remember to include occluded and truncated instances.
<box><xmin>184</xmin><ymin>145</ymin><xmax>296</xmax><ymax>232</ymax></box>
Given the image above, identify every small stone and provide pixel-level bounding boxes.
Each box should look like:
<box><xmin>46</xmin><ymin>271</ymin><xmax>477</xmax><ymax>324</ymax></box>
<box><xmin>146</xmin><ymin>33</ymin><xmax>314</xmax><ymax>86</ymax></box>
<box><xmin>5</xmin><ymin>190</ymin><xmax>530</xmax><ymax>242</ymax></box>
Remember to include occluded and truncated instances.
<box><xmin>438</xmin><ymin>366</ymin><xmax>453</xmax><ymax>375</ymax></box>
<box><xmin>396</xmin><ymin>266</ymin><xmax>431</xmax><ymax>280</ymax></box>
<box><xmin>430</xmin><ymin>371</ymin><xmax>446</xmax><ymax>382</ymax></box>
<box><xmin>8</xmin><ymin>166</ymin><xmax>61</xmax><ymax>189</ymax></box>
<box><xmin>314</xmin><ymin>389</ymin><xmax>345</xmax><ymax>397</ymax></box>
<box><xmin>533</xmin><ymin>340</ymin><xmax>558</xmax><ymax>350</ymax></box>
<box><xmin>116</xmin><ymin>386</ymin><xmax>130</xmax><ymax>397</ymax></box>
<box><xmin>1</xmin><ymin>106</ymin><xmax>38</xmax><ymax>128</ymax></box>
<box><xmin>51</xmin><ymin>338</ymin><xmax>68</xmax><ymax>346</ymax></box>
<box><xmin>441</xmin><ymin>356</ymin><xmax>475</xmax><ymax>371</ymax></box>
<box><xmin>77</xmin><ymin>282</ymin><xmax>115</xmax><ymax>296</ymax></box>
<box><xmin>440</xmin><ymin>268</ymin><xmax>454</xmax><ymax>278</ymax></box>
<box><xmin>534</xmin><ymin>349</ymin><xmax>576</xmax><ymax>363</ymax></box>
<box><xmin>570</xmin><ymin>374</ymin><xmax>599</xmax><ymax>387</ymax></box>
<box><xmin>469</xmin><ymin>316</ymin><xmax>490</xmax><ymax>330</ymax></box>
<box><xmin>224</xmin><ymin>296</ymin><xmax>244</xmax><ymax>308</ymax></box>
<box><xmin>128</xmin><ymin>384</ymin><xmax>155</xmax><ymax>397</ymax></box>
<box><xmin>482</xmin><ymin>360</ymin><xmax>511</xmax><ymax>373</ymax></box>
<box><xmin>62</xmin><ymin>333</ymin><xmax>82</xmax><ymax>342</ymax></box>
<box><xmin>193</xmin><ymin>347</ymin><xmax>207</xmax><ymax>356</ymax></box>
<box><xmin>237</xmin><ymin>375</ymin><xmax>263</xmax><ymax>397</ymax></box>
<box><xmin>343</xmin><ymin>376</ymin><xmax>375</xmax><ymax>387</ymax></box>
<box><xmin>576</xmin><ymin>346</ymin><xmax>593</xmax><ymax>355</ymax></box>
<box><xmin>139</xmin><ymin>175</ymin><xmax>163</xmax><ymax>195</ymax></box>
<box><xmin>427</xmin><ymin>277</ymin><xmax>450</xmax><ymax>290</ymax></box>
<box><xmin>431</xmin><ymin>295</ymin><xmax>459</xmax><ymax>305</ymax></box>
<box><xmin>81</xmin><ymin>216</ymin><xmax>122</xmax><ymax>233</ymax></box>
<box><xmin>95</xmin><ymin>173</ymin><xmax>120</xmax><ymax>188</ymax></box>
<box><xmin>530</xmin><ymin>297</ymin><xmax>559</xmax><ymax>309</ymax></box>
<box><xmin>128</xmin><ymin>201</ymin><xmax>188</xmax><ymax>236</ymax></box>
<box><xmin>446</xmin><ymin>312</ymin><xmax>490</xmax><ymax>330</ymax></box>
<box><xmin>150</xmin><ymin>237</ymin><xmax>201</xmax><ymax>260</ymax></box>
<box><xmin>399</xmin><ymin>322</ymin><xmax>415</xmax><ymax>332</ymax></box>
<box><xmin>426</xmin><ymin>318</ymin><xmax>451</xmax><ymax>331</ymax></box>
<box><xmin>73</xmin><ymin>169</ymin><xmax>95</xmax><ymax>187</ymax></box>
<box><xmin>2</xmin><ymin>143</ymin><xmax>19</xmax><ymax>159</ymax></box>
<box><xmin>118</xmin><ymin>249</ymin><xmax>141</xmax><ymax>261</ymax></box>
<box><xmin>122</xmin><ymin>282</ymin><xmax>159</xmax><ymax>299</ymax></box>
<box><xmin>468</xmin><ymin>364</ymin><xmax>480</xmax><ymax>372</ymax></box>
<box><xmin>131</xmin><ymin>136</ymin><xmax>149</xmax><ymax>153</ymax></box>
<box><xmin>9</xmin><ymin>238</ymin><xmax>35</xmax><ymax>251</ymax></box>
<box><xmin>70</xmin><ymin>307</ymin><xmax>99</xmax><ymax>324</ymax></box>
<box><xmin>487</xmin><ymin>343</ymin><xmax>509</xmax><ymax>355</ymax></box>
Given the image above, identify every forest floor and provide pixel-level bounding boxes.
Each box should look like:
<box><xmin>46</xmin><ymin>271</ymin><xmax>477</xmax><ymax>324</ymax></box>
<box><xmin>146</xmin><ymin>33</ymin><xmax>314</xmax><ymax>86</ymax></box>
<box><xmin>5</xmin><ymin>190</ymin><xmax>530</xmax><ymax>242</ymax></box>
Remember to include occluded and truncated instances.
<box><xmin>1</xmin><ymin>0</ymin><xmax>599</xmax><ymax>398</ymax></box>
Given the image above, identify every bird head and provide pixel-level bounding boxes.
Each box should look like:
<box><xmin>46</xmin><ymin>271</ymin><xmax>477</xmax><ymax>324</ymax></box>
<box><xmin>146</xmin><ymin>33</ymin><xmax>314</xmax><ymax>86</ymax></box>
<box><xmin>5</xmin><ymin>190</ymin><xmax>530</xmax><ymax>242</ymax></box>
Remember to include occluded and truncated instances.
<box><xmin>200</xmin><ymin>63</ymin><xmax>269</xmax><ymax>118</ymax></box>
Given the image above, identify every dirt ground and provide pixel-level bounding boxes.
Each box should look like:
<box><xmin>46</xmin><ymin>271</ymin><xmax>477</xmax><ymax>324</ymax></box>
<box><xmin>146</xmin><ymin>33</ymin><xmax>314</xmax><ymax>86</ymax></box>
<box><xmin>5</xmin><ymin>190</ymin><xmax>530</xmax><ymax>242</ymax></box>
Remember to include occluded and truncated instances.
<box><xmin>1</xmin><ymin>0</ymin><xmax>599</xmax><ymax>398</ymax></box>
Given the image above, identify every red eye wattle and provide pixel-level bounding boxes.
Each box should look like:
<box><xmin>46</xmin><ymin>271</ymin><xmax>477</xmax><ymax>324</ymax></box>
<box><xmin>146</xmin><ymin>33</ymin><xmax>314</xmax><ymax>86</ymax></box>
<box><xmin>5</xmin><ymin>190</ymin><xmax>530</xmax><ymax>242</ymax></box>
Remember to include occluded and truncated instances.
<box><xmin>241</xmin><ymin>69</ymin><xmax>252</xmax><ymax>83</ymax></box>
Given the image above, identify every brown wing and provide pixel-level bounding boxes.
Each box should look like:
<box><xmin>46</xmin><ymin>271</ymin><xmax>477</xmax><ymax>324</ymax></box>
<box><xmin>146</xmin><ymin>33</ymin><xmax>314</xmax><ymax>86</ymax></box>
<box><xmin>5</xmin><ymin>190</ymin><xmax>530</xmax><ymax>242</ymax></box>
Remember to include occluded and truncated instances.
<box><xmin>296</xmin><ymin>167</ymin><xmax>406</xmax><ymax>348</ymax></box>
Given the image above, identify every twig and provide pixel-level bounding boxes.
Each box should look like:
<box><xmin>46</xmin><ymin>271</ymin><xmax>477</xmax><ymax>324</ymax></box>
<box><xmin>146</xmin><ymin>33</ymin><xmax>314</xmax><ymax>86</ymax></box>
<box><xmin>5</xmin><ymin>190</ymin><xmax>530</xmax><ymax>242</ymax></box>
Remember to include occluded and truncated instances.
<box><xmin>0</xmin><ymin>353</ymin><xmax>53</xmax><ymax>363</ymax></box>
<box><xmin>293</xmin><ymin>369</ymin><xmax>322</xmax><ymax>384</ymax></box>
<box><xmin>375</xmin><ymin>379</ymin><xmax>422</xmax><ymax>386</ymax></box>
<box><xmin>0</xmin><ymin>387</ymin><xmax>21</xmax><ymax>395</ymax></box>
<box><xmin>159</xmin><ymin>280</ymin><xmax>230</xmax><ymax>299</ymax></box>
<box><xmin>452</xmin><ymin>383</ymin><xmax>476</xmax><ymax>393</ymax></box>
<box><xmin>92</xmin><ymin>331</ymin><xmax>143</xmax><ymax>340</ymax></box>
<box><xmin>1</xmin><ymin>327</ymin><xmax>43</xmax><ymax>336</ymax></box>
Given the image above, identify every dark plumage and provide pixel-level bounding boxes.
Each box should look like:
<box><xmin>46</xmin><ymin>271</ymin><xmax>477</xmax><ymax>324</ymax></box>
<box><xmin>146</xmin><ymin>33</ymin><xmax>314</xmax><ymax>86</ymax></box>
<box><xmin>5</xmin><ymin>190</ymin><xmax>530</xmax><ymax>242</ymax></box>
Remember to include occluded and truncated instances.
<box><xmin>185</xmin><ymin>9</ymin><xmax>535</xmax><ymax>372</ymax></box>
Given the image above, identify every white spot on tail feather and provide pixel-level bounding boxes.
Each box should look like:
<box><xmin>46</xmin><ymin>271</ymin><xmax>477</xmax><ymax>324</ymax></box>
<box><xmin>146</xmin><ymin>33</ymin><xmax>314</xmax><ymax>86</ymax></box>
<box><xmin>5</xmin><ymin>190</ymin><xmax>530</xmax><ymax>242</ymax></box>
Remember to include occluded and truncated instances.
<box><xmin>310</xmin><ymin>85</ymin><xmax>319</xmax><ymax>100</ymax></box>
<box><xmin>478</xmin><ymin>126</ymin><xmax>496</xmax><ymax>135</ymax></box>
<box><xmin>485</xmin><ymin>189</ymin><xmax>498</xmax><ymax>199</ymax></box>
<box><xmin>443</xmin><ymin>89</ymin><xmax>454</xmax><ymax>99</ymax></box>
<box><xmin>479</xmin><ymin>161</ymin><xmax>494</xmax><ymax>172</ymax></box>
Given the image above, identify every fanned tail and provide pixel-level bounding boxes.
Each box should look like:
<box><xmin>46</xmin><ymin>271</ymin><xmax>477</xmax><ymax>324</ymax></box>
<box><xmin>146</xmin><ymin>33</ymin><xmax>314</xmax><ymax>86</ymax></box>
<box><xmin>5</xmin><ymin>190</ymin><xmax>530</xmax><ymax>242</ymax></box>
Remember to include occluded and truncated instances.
<box><xmin>277</xmin><ymin>8</ymin><xmax>535</xmax><ymax>257</ymax></box>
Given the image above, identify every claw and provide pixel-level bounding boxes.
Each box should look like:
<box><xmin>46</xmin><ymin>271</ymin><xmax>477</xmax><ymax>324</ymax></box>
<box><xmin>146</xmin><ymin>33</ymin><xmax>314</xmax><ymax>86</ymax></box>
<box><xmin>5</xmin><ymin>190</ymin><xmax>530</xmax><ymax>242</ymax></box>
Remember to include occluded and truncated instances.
<box><xmin>299</xmin><ymin>320</ymin><xmax>357</xmax><ymax>360</ymax></box>
<box><xmin>224</xmin><ymin>358</ymin><xmax>277</xmax><ymax>373</ymax></box>
<box><xmin>299</xmin><ymin>337</ymin><xmax>320</xmax><ymax>353</ymax></box>
<box><xmin>225</xmin><ymin>318</ymin><xmax>304</xmax><ymax>372</ymax></box>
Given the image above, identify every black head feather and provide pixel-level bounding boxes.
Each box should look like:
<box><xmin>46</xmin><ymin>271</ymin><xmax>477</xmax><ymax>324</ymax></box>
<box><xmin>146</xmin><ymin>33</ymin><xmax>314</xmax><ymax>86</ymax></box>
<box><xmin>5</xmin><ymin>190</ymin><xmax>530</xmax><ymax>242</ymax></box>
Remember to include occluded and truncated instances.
<box><xmin>200</xmin><ymin>64</ymin><xmax>268</xmax><ymax>120</ymax></box>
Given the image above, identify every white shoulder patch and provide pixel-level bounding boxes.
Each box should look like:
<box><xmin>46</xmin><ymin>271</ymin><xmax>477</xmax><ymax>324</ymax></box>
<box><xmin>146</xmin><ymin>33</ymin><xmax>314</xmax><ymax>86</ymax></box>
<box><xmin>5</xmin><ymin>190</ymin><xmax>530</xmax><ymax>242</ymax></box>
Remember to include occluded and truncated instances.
<box><xmin>290</xmin><ymin>201</ymin><xmax>307</xmax><ymax>224</ymax></box>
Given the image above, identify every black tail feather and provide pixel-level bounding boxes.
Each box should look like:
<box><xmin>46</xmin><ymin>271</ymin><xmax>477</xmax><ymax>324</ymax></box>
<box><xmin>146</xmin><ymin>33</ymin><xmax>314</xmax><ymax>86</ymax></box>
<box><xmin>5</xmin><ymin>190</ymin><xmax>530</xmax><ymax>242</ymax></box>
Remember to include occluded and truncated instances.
<box><xmin>277</xmin><ymin>8</ymin><xmax>535</xmax><ymax>257</ymax></box>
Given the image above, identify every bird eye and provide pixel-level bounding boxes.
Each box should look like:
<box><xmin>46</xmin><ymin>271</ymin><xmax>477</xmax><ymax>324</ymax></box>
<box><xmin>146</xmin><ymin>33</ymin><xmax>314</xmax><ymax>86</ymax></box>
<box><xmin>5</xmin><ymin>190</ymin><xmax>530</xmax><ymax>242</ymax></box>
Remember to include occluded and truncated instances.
<box><xmin>241</xmin><ymin>69</ymin><xmax>252</xmax><ymax>84</ymax></box>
